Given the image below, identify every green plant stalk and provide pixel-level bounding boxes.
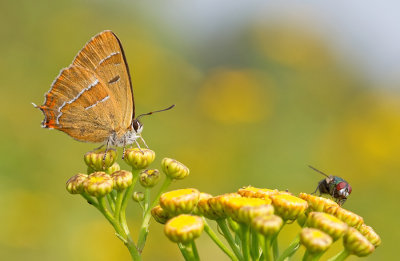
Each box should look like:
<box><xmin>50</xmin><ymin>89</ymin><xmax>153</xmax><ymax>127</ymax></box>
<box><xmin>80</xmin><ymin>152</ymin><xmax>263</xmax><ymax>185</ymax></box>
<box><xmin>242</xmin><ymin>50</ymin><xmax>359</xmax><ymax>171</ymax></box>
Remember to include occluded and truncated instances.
<box><xmin>178</xmin><ymin>243</ymin><xmax>196</xmax><ymax>261</ymax></box>
<box><xmin>327</xmin><ymin>249</ymin><xmax>350</xmax><ymax>261</ymax></box>
<box><xmin>302</xmin><ymin>250</ymin><xmax>324</xmax><ymax>261</ymax></box>
<box><xmin>250</xmin><ymin>229</ymin><xmax>259</xmax><ymax>260</ymax></box>
<box><xmin>137</xmin><ymin>176</ymin><xmax>173</xmax><ymax>251</ymax></box>
<box><xmin>120</xmin><ymin>168</ymin><xmax>140</xmax><ymax>235</ymax></box>
<box><xmin>203</xmin><ymin>219</ymin><xmax>239</xmax><ymax>261</ymax></box>
<box><xmin>97</xmin><ymin>197</ymin><xmax>142</xmax><ymax>261</ymax></box>
<box><xmin>191</xmin><ymin>241</ymin><xmax>200</xmax><ymax>261</ymax></box>
<box><xmin>107</xmin><ymin>194</ymin><xmax>115</xmax><ymax>211</ymax></box>
<box><xmin>271</xmin><ymin>221</ymin><xmax>286</xmax><ymax>260</ymax></box>
<box><xmin>217</xmin><ymin>219</ymin><xmax>243</xmax><ymax>260</ymax></box>
<box><xmin>240</xmin><ymin>224</ymin><xmax>251</xmax><ymax>261</ymax></box>
<box><xmin>80</xmin><ymin>193</ymin><xmax>98</xmax><ymax>207</ymax></box>
<box><xmin>114</xmin><ymin>189</ymin><xmax>125</xmax><ymax>221</ymax></box>
<box><xmin>144</xmin><ymin>187</ymin><xmax>150</xmax><ymax>213</ymax></box>
<box><xmin>263</xmin><ymin>238</ymin><xmax>273</xmax><ymax>261</ymax></box>
<box><xmin>276</xmin><ymin>234</ymin><xmax>300</xmax><ymax>261</ymax></box>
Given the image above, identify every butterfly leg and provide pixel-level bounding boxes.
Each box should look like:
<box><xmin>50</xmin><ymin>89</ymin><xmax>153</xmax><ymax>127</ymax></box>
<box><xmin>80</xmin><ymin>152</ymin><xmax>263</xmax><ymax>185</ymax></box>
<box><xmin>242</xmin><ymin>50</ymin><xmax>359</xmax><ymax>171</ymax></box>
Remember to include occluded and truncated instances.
<box><xmin>134</xmin><ymin>139</ymin><xmax>144</xmax><ymax>154</ymax></box>
<box><xmin>122</xmin><ymin>137</ymin><xmax>127</xmax><ymax>159</ymax></box>
<box><xmin>94</xmin><ymin>144</ymin><xmax>105</xmax><ymax>150</ymax></box>
<box><xmin>139</xmin><ymin>136</ymin><xmax>149</xmax><ymax>149</ymax></box>
<box><xmin>102</xmin><ymin>139</ymin><xmax>111</xmax><ymax>168</ymax></box>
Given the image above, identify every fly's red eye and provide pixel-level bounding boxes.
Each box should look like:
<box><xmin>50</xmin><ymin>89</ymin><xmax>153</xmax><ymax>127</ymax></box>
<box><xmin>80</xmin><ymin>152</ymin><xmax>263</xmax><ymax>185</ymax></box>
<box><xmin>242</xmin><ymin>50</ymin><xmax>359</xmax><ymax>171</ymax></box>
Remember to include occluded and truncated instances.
<box><xmin>336</xmin><ymin>182</ymin><xmax>347</xmax><ymax>191</ymax></box>
<box><xmin>348</xmin><ymin>185</ymin><xmax>352</xmax><ymax>194</ymax></box>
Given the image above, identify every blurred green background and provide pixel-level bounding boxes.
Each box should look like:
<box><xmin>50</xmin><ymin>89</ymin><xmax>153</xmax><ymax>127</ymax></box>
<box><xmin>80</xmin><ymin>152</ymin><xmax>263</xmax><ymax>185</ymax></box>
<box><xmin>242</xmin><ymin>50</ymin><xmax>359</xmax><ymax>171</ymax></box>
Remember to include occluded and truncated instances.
<box><xmin>1</xmin><ymin>0</ymin><xmax>398</xmax><ymax>260</ymax></box>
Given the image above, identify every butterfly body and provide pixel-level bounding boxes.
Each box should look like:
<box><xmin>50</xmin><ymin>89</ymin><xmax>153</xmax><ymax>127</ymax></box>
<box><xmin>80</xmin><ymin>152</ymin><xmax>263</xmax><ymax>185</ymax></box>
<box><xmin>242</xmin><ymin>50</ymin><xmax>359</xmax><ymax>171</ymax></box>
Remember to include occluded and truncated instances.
<box><xmin>35</xmin><ymin>30</ymin><xmax>144</xmax><ymax>147</ymax></box>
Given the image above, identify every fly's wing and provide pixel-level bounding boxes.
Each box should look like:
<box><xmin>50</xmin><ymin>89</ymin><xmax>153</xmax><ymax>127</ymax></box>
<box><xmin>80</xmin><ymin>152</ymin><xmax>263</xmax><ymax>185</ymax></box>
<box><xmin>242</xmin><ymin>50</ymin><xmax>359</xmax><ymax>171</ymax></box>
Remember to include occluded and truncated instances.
<box><xmin>71</xmin><ymin>30</ymin><xmax>134</xmax><ymax>131</ymax></box>
<box><xmin>38</xmin><ymin>65</ymin><xmax>118</xmax><ymax>143</ymax></box>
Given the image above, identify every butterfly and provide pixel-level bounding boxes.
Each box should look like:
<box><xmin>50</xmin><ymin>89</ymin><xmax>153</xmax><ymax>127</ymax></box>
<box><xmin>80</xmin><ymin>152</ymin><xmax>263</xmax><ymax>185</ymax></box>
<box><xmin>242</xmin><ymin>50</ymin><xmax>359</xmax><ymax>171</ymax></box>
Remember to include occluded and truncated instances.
<box><xmin>33</xmin><ymin>30</ymin><xmax>173</xmax><ymax>150</ymax></box>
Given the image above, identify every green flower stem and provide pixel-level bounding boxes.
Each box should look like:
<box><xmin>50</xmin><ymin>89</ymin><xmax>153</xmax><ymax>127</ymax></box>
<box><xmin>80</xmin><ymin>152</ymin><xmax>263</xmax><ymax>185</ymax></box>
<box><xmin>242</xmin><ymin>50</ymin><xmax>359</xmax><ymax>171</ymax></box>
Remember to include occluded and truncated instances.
<box><xmin>276</xmin><ymin>234</ymin><xmax>300</xmax><ymax>261</ymax></box>
<box><xmin>144</xmin><ymin>187</ymin><xmax>150</xmax><ymax>213</ymax></box>
<box><xmin>137</xmin><ymin>176</ymin><xmax>173</xmax><ymax>251</ymax></box>
<box><xmin>240</xmin><ymin>224</ymin><xmax>251</xmax><ymax>261</ymax></box>
<box><xmin>217</xmin><ymin>219</ymin><xmax>243</xmax><ymax>260</ymax></box>
<box><xmin>250</xmin><ymin>229</ymin><xmax>259</xmax><ymax>260</ymax></box>
<box><xmin>120</xmin><ymin>168</ymin><xmax>140</xmax><ymax>235</ymax></box>
<box><xmin>178</xmin><ymin>243</ymin><xmax>193</xmax><ymax>261</ymax></box>
<box><xmin>327</xmin><ymin>249</ymin><xmax>350</xmax><ymax>261</ymax></box>
<box><xmin>203</xmin><ymin>219</ymin><xmax>239</xmax><ymax>261</ymax></box>
<box><xmin>302</xmin><ymin>250</ymin><xmax>324</xmax><ymax>261</ymax></box>
<box><xmin>271</xmin><ymin>221</ymin><xmax>286</xmax><ymax>260</ymax></box>
<box><xmin>114</xmin><ymin>190</ymin><xmax>125</xmax><ymax>221</ymax></box>
<box><xmin>107</xmin><ymin>194</ymin><xmax>116</xmax><ymax>212</ymax></box>
<box><xmin>80</xmin><ymin>193</ymin><xmax>98</xmax><ymax>208</ymax></box>
<box><xmin>191</xmin><ymin>241</ymin><xmax>200</xmax><ymax>261</ymax></box>
<box><xmin>263</xmin><ymin>238</ymin><xmax>273</xmax><ymax>261</ymax></box>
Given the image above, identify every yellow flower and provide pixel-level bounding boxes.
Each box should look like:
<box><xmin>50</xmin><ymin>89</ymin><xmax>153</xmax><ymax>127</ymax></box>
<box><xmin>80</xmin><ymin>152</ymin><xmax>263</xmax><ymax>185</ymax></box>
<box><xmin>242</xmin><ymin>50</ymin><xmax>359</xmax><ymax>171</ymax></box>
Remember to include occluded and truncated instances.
<box><xmin>270</xmin><ymin>194</ymin><xmax>308</xmax><ymax>221</ymax></box>
<box><xmin>66</xmin><ymin>173</ymin><xmax>88</xmax><ymax>194</ymax></box>
<box><xmin>223</xmin><ymin>197</ymin><xmax>272</xmax><ymax>224</ymax></box>
<box><xmin>139</xmin><ymin>169</ymin><xmax>161</xmax><ymax>188</ymax></box>
<box><xmin>343</xmin><ymin>227</ymin><xmax>375</xmax><ymax>257</ymax></box>
<box><xmin>238</xmin><ymin>186</ymin><xmax>278</xmax><ymax>199</ymax></box>
<box><xmin>151</xmin><ymin>205</ymin><xmax>172</xmax><ymax>224</ymax></box>
<box><xmin>84</xmin><ymin>149</ymin><xmax>117</xmax><ymax>171</ymax></box>
<box><xmin>164</xmin><ymin>214</ymin><xmax>204</xmax><ymax>243</ymax></box>
<box><xmin>124</xmin><ymin>148</ymin><xmax>155</xmax><ymax>170</ymax></box>
<box><xmin>208</xmin><ymin>193</ymin><xmax>242</xmax><ymax>219</ymax></box>
<box><xmin>110</xmin><ymin>170</ymin><xmax>133</xmax><ymax>191</ymax></box>
<box><xmin>306</xmin><ymin>212</ymin><xmax>348</xmax><ymax>240</ymax></box>
<box><xmin>161</xmin><ymin>158</ymin><xmax>189</xmax><ymax>180</ymax></box>
<box><xmin>358</xmin><ymin>224</ymin><xmax>381</xmax><ymax>247</ymax></box>
<box><xmin>299</xmin><ymin>193</ymin><xmax>339</xmax><ymax>213</ymax></box>
<box><xmin>194</xmin><ymin>193</ymin><xmax>221</xmax><ymax>220</ymax></box>
<box><xmin>83</xmin><ymin>172</ymin><xmax>113</xmax><ymax>198</ymax></box>
<box><xmin>333</xmin><ymin>207</ymin><xmax>364</xmax><ymax>229</ymax></box>
<box><xmin>300</xmin><ymin>228</ymin><xmax>333</xmax><ymax>253</ymax></box>
<box><xmin>160</xmin><ymin>188</ymin><xmax>200</xmax><ymax>215</ymax></box>
<box><xmin>251</xmin><ymin>215</ymin><xmax>283</xmax><ymax>237</ymax></box>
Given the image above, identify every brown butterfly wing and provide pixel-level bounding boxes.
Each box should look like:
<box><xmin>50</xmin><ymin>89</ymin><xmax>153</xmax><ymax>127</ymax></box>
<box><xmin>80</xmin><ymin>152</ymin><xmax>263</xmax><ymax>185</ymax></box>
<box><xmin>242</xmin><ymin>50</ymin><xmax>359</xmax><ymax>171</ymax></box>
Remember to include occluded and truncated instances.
<box><xmin>72</xmin><ymin>30</ymin><xmax>134</xmax><ymax>130</ymax></box>
<box><xmin>38</xmin><ymin>66</ymin><xmax>118</xmax><ymax>143</ymax></box>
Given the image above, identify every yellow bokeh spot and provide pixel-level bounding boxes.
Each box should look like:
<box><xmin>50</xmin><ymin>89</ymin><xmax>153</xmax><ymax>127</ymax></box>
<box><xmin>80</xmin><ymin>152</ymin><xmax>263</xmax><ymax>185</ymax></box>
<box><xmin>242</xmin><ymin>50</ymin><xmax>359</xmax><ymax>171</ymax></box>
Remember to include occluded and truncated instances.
<box><xmin>198</xmin><ymin>68</ymin><xmax>274</xmax><ymax>124</ymax></box>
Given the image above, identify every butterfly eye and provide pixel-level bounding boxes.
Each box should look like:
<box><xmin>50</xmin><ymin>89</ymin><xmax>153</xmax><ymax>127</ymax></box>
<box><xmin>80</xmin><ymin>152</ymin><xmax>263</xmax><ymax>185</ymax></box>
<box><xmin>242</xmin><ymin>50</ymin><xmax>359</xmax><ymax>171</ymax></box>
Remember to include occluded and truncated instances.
<box><xmin>336</xmin><ymin>182</ymin><xmax>347</xmax><ymax>191</ymax></box>
<box><xmin>132</xmin><ymin>119</ymin><xmax>141</xmax><ymax>132</ymax></box>
<box><xmin>347</xmin><ymin>185</ymin><xmax>352</xmax><ymax>194</ymax></box>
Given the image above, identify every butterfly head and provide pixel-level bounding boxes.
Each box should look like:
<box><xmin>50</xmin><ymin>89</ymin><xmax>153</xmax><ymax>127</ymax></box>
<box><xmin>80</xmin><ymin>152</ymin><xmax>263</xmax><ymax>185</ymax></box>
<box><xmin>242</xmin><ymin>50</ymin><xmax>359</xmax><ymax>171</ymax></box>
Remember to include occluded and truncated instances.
<box><xmin>132</xmin><ymin>119</ymin><xmax>143</xmax><ymax>134</ymax></box>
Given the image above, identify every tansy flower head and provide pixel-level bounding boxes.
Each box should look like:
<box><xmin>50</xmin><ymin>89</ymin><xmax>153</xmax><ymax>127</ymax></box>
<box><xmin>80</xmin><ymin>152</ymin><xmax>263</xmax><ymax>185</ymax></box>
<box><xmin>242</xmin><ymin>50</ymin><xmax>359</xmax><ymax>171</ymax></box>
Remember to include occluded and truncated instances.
<box><xmin>238</xmin><ymin>186</ymin><xmax>278</xmax><ymax>199</ymax></box>
<box><xmin>251</xmin><ymin>215</ymin><xmax>283</xmax><ymax>237</ymax></box>
<box><xmin>151</xmin><ymin>205</ymin><xmax>173</xmax><ymax>224</ymax></box>
<box><xmin>111</xmin><ymin>170</ymin><xmax>133</xmax><ymax>191</ymax></box>
<box><xmin>132</xmin><ymin>191</ymin><xmax>145</xmax><ymax>202</ymax></box>
<box><xmin>107</xmin><ymin>162</ymin><xmax>120</xmax><ymax>174</ymax></box>
<box><xmin>343</xmin><ymin>227</ymin><xmax>375</xmax><ymax>257</ymax></box>
<box><xmin>194</xmin><ymin>193</ymin><xmax>221</xmax><ymax>220</ymax></box>
<box><xmin>66</xmin><ymin>173</ymin><xmax>88</xmax><ymax>194</ymax></box>
<box><xmin>299</xmin><ymin>193</ymin><xmax>339</xmax><ymax>214</ymax></box>
<box><xmin>84</xmin><ymin>149</ymin><xmax>117</xmax><ymax>171</ymax></box>
<box><xmin>161</xmin><ymin>158</ymin><xmax>189</xmax><ymax>180</ymax></box>
<box><xmin>223</xmin><ymin>197</ymin><xmax>273</xmax><ymax>224</ymax></box>
<box><xmin>208</xmin><ymin>193</ymin><xmax>242</xmax><ymax>219</ymax></box>
<box><xmin>333</xmin><ymin>207</ymin><xmax>364</xmax><ymax>229</ymax></box>
<box><xmin>270</xmin><ymin>194</ymin><xmax>308</xmax><ymax>221</ymax></box>
<box><xmin>160</xmin><ymin>188</ymin><xmax>200</xmax><ymax>215</ymax></box>
<box><xmin>306</xmin><ymin>212</ymin><xmax>348</xmax><ymax>241</ymax></box>
<box><xmin>124</xmin><ymin>148</ymin><xmax>155</xmax><ymax>170</ymax></box>
<box><xmin>358</xmin><ymin>224</ymin><xmax>381</xmax><ymax>247</ymax></box>
<box><xmin>83</xmin><ymin>172</ymin><xmax>114</xmax><ymax>198</ymax></box>
<box><xmin>164</xmin><ymin>214</ymin><xmax>204</xmax><ymax>244</ymax></box>
<box><xmin>300</xmin><ymin>228</ymin><xmax>333</xmax><ymax>253</ymax></box>
<box><xmin>139</xmin><ymin>169</ymin><xmax>161</xmax><ymax>188</ymax></box>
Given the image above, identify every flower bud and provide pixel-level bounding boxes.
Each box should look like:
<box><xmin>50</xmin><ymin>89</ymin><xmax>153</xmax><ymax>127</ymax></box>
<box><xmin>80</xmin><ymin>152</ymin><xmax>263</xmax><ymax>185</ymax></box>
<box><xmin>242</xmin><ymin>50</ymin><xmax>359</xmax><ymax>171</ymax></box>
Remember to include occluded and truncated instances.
<box><xmin>160</xmin><ymin>188</ymin><xmax>200</xmax><ymax>215</ymax></box>
<box><xmin>164</xmin><ymin>214</ymin><xmax>204</xmax><ymax>243</ymax></box>
<box><xmin>194</xmin><ymin>193</ymin><xmax>220</xmax><ymax>220</ymax></box>
<box><xmin>132</xmin><ymin>191</ymin><xmax>145</xmax><ymax>202</ymax></box>
<box><xmin>238</xmin><ymin>186</ymin><xmax>279</xmax><ymax>199</ymax></box>
<box><xmin>111</xmin><ymin>170</ymin><xmax>133</xmax><ymax>191</ymax></box>
<box><xmin>358</xmin><ymin>224</ymin><xmax>381</xmax><ymax>247</ymax></box>
<box><xmin>343</xmin><ymin>227</ymin><xmax>375</xmax><ymax>257</ymax></box>
<box><xmin>161</xmin><ymin>158</ymin><xmax>189</xmax><ymax>180</ymax></box>
<box><xmin>208</xmin><ymin>193</ymin><xmax>242</xmax><ymax>219</ymax></box>
<box><xmin>306</xmin><ymin>212</ymin><xmax>347</xmax><ymax>241</ymax></box>
<box><xmin>270</xmin><ymin>194</ymin><xmax>308</xmax><ymax>221</ymax></box>
<box><xmin>333</xmin><ymin>207</ymin><xmax>364</xmax><ymax>229</ymax></box>
<box><xmin>84</xmin><ymin>149</ymin><xmax>117</xmax><ymax>171</ymax></box>
<box><xmin>223</xmin><ymin>197</ymin><xmax>273</xmax><ymax>224</ymax></box>
<box><xmin>151</xmin><ymin>205</ymin><xmax>172</xmax><ymax>224</ymax></box>
<box><xmin>107</xmin><ymin>162</ymin><xmax>121</xmax><ymax>174</ymax></box>
<box><xmin>300</xmin><ymin>228</ymin><xmax>333</xmax><ymax>253</ymax></box>
<box><xmin>251</xmin><ymin>215</ymin><xmax>283</xmax><ymax>237</ymax></box>
<box><xmin>66</xmin><ymin>173</ymin><xmax>88</xmax><ymax>194</ymax></box>
<box><xmin>83</xmin><ymin>172</ymin><xmax>114</xmax><ymax>197</ymax></box>
<box><xmin>139</xmin><ymin>169</ymin><xmax>161</xmax><ymax>188</ymax></box>
<box><xmin>124</xmin><ymin>148</ymin><xmax>155</xmax><ymax>170</ymax></box>
<box><xmin>299</xmin><ymin>193</ymin><xmax>339</xmax><ymax>214</ymax></box>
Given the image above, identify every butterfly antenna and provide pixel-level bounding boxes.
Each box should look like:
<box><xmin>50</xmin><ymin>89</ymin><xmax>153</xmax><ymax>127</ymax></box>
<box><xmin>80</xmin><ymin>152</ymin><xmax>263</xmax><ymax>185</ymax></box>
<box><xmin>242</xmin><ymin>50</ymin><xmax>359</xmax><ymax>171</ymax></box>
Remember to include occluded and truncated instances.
<box><xmin>308</xmin><ymin>165</ymin><xmax>330</xmax><ymax>177</ymax></box>
<box><xmin>136</xmin><ymin>104</ymin><xmax>175</xmax><ymax>121</ymax></box>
